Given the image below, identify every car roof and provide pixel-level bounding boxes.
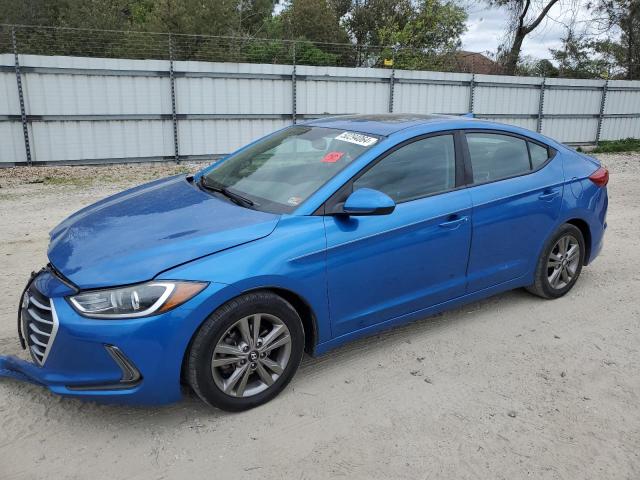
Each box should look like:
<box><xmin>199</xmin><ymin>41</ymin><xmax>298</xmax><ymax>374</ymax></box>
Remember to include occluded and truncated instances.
<box><xmin>304</xmin><ymin>113</ymin><xmax>563</xmax><ymax>151</ymax></box>
<box><xmin>305</xmin><ymin>114</ymin><xmax>468</xmax><ymax>136</ymax></box>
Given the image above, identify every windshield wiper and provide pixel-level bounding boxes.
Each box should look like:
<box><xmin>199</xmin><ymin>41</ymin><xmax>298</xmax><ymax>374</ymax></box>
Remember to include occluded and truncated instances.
<box><xmin>199</xmin><ymin>177</ymin><xmax>255</xmax><ymax>207</ymax></box>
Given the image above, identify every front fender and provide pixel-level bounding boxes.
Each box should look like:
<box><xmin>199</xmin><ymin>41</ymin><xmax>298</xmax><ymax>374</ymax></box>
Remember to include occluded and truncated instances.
<box><xmin>158</xmin><ymin>215</ymin><xmax>331</xmax><ymax>346</ymax></box>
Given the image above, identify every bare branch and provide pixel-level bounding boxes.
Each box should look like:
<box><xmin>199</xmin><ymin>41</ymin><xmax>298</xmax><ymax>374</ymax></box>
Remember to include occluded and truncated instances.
<box><xmin>524</xmin><ymin>0</ymin><xmax>561</xmax><ymax>34</ymax></box>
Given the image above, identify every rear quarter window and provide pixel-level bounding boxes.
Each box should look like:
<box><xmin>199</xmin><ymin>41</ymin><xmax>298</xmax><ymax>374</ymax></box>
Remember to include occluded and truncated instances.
<box><xmin>529</xmin><ymin>142</ymin><xmax>550</xmax><ymax>169</ymax></box>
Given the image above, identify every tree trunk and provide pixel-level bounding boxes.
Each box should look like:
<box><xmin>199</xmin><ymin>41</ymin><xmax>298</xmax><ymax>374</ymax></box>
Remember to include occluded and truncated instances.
<box><xmin>501</xmin><ymin>0</ymin><xmax>559</xmax><ymax>76</ymax></box>
<box><xmin>627</xmin><ymin>6</ymin><xmax>638</xmax><ymax>79</ymax></box>
<box><xmin>504</xmin><ymin>29</ymin><xmax>525</xmax><ymax>75</ymax></box>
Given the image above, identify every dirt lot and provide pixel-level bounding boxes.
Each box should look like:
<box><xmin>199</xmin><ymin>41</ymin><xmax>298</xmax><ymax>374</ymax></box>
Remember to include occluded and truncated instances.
<box><xmin>0</xmin><ymin>154</ymin><xmax>639</xmax><ymax>480</ymax></box>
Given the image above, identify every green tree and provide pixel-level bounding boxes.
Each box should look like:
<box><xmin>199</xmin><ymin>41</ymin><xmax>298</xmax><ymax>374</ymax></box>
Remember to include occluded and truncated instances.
<box><xmin>238</xmin><ymin>0</ymin><xmax>278</xmax><ymax>36</ymax></box>
<box><xmin>342</xmin><ymin>0</ymin><xmax>466</xmax><ymax>69</ymax></box>
<box><xmin>535</xmin><ymin>58</ymin><xmax>559</xmax><ymax>77</ymax></box>
<box><xmin>378</xmin><ymin>0</ymin><xmax>466</xmax><ymax>52</ymax></box>
<box><xmin>345</xmin><ymin>0</ymin><xmax>414</xmax><ymax>47</ymax></box>
<box><xmin>279</xmin><ymin>0</ymin><xmax>350</xmax><ymax>44</ymax></box>
<box><xmin>591</xmin><ymin>0</ymin><xmax>640</xmax><ymax>79</ymax></box>
<box><xmin>550</xmin><ymin>29</ymin><xmax>624</xmax><ymax>79</ymax></box>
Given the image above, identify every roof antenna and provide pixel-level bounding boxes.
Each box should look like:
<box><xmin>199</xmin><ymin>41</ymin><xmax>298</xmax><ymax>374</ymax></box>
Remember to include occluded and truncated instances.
<box><xmin>461</xmin><ymin>113</ymin><xmax>475</xmax><ymax>118</ymax></box>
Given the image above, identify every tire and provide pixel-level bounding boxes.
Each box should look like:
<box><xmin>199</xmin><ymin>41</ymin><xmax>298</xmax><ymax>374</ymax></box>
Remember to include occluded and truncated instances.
<box><xmin>526</xmin><ymin>223</ymin><xmax>585</xmax><ymax>299</ymax></box>
<box><xmin>187</xmin><ymin>291</ymin><xmax>304</xmax><ymax>412</ymax></box>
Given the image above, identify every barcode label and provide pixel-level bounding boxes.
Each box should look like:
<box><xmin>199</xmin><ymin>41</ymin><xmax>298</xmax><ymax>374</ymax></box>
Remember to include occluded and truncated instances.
<box><xmin>335</xmin><ymin>132</ymin><xmax>378</xmax><ymax>147</ymax></box>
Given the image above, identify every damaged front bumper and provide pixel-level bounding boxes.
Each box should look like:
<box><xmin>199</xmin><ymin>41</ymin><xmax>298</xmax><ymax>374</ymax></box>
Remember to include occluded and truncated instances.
<box><xmin>0</xmin><ymin>267</ymin><xmax>227</xmax><ymax>405</ymax></box>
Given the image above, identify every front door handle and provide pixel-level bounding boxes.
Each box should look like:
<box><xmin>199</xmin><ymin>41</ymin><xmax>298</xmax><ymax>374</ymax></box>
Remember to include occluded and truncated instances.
<box><xmin>438</xmin><ymin>215</ymin><xmax>468</xmax><ymax>229</ymax></box>
<box><xmin>539</xmin><ymin>190</ymin><xmax>560</xmax><ymax>201</ymax></box>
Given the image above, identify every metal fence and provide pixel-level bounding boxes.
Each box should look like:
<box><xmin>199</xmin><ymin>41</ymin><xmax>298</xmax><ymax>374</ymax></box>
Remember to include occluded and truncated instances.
<box><xmin>1</xmin><ymin>25</ymin><xmax>640</xmax><ymax>166</ymax></box>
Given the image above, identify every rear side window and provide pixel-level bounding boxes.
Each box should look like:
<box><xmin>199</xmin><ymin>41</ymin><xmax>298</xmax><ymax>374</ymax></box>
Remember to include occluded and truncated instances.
<box><xmin>353</xmin><ymin>134</ymin><xmax>456</xmax><ymax>203</ymax></box>
<box><xmin>466</xmin><ymin>133</ymin><xmax>530</xmax><ymax>183</ymax></box>
<box><xmin>529</xmin><ymin>141</ymin><xmax>550</xmax><ymax>169</ymax></box>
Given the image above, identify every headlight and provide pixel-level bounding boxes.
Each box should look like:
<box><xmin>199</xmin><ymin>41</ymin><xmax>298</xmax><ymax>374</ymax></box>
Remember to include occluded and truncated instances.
<box><xmin>68</xmin><ymin>281</ymin><xmax>207</xmax><ymax>319</ymax></box>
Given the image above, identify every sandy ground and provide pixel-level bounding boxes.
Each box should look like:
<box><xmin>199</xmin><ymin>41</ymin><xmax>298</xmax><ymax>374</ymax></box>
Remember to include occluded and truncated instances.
<box><xmin>0</xmin><ymin>154</ymin><xmax>639</xmax><ymax>480</ymax></box>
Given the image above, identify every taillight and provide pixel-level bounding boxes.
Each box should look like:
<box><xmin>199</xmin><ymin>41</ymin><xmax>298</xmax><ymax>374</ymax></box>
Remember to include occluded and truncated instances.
<box><xmin>589</xmin><ymin>167</ymin><xmax>609</xmax><ymax>187</ymax></box>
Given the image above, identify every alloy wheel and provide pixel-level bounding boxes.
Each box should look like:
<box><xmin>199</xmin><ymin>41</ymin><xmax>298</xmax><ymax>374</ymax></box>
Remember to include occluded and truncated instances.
<box><xmin>547</xmin><ymin>234</ymin><xmax>580</xmax><ymax>290</ymax></box>
<box><xmin>211</xmin><ymin>313</ymin><xmax>292</xmax><ymax>398</ymax></box>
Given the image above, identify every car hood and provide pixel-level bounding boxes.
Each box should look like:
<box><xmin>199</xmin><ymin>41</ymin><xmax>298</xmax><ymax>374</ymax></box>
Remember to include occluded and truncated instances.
<box><xmin>48</xmin><ymin>175</ymin><xmax>280</xmax><ymax>289</ymax></box>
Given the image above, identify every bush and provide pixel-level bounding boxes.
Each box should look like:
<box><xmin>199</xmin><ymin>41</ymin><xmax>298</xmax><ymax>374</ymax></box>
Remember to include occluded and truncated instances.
<box><xmin>591</xmin><ymin>138</ymin><xmax>640</xmax><ymax>153</ymax></box>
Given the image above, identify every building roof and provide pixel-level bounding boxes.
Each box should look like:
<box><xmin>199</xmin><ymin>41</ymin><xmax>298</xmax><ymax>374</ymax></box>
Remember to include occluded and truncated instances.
<box><xmin>455</xmin><ymin>51</ymin><xmax>503</xmax><ymax>75</ymax></box>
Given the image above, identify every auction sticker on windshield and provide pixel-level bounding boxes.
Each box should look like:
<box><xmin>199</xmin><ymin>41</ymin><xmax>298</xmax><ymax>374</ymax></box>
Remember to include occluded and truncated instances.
<box><xmin>335</xmin><ymin>131</ymin><xmax>378</xmax><ymax>147</ymax></box>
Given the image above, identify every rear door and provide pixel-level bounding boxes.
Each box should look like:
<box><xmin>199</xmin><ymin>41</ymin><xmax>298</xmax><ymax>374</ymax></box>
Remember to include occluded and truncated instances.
<box><xmin>463</xmin><ymin>131</ymin><xmax>564</xmax><ymax>292</ymax></box>
<box><xmin>323</xmin><ymin>132</ymin><xmax>473</xmax><ymax>337</ymax></box>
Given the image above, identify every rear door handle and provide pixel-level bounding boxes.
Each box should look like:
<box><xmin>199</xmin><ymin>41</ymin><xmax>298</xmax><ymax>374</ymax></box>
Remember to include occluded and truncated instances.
<box><xmin>539</xmin><ymin>190</ymin><xmax>560</xmax><ymax>201</ymax></box>
<box><xmin>438</xmin><ymin>215</ymin><xmax>468</xmax><ymax>229</ymax></box>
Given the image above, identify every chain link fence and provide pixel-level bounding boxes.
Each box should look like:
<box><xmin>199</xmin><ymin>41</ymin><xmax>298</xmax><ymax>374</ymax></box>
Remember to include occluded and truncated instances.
<box><xmin>0</xmin><ymin>24</ymin><xmax>505</xmax><ymax>74</ymax></box>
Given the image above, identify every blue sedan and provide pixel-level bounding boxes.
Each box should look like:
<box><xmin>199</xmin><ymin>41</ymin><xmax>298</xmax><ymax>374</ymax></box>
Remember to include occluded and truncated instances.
<box><xmin>0</xmin><ymin>114</ymin><xmax>608</xmax><ymax>411</ymax></box>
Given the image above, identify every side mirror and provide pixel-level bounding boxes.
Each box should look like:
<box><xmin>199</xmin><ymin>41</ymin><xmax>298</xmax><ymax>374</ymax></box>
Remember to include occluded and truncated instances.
<box><xmin>342</xmin><ymin>188</ymin><xmax>396</xmax><ymax>216</ymax></box>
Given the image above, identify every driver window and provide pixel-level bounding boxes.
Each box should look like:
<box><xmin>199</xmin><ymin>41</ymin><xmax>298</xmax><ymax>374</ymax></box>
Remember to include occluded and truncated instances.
<box><xmin>353</xmin><ymin>134</ymin><xmax>456</xmax><ymax>203</ymax></box>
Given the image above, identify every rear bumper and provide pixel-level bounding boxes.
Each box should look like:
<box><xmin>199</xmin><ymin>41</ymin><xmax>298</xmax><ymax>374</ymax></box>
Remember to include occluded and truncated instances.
<box><xmin>0</xmin><ymin>271</ymin><xmax>231</xmax><ymax>405</ymax></box>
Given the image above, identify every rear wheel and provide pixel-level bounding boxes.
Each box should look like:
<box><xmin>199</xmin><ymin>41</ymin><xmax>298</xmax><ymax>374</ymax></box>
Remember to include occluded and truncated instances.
<box><xmin>187</xmin><ymin>291</ymin><xmax>304</xmax><ymax>411</ymax></box>
<box><xmin>527</xmin><ymin>224</ymin><xmax>585</xmax><ymax>299</ymax></box>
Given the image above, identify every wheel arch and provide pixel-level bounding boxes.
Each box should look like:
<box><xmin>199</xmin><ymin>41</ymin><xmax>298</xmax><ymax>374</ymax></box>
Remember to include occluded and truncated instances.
<box><xmin>258</xmin><ymin>287</ymin><xmax>318</xmax><ymax>355</ymax></box>
<box><xmin>180</xmin><ymin>286</ymin><xmax>319</xmax><ymax>381</ymax></box>
<box><xmin>565</xmin><ymin>218</ymin><xmax>592</xmax><ymax>264</ymax></box>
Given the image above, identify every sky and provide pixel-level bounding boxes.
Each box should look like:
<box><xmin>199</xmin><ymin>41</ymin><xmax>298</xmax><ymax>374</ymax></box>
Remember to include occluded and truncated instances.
<box><xmin>461</xmin><ymin>1</ymin><xmax>600</xmax><ymax>60</ymax></box>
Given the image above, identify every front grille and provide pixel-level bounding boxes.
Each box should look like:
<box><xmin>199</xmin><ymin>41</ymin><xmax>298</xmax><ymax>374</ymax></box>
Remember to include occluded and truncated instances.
<box><xmin>21</xmin><ymin>282</ymin><xmax>59</xmax><ymax>365</ymax></box>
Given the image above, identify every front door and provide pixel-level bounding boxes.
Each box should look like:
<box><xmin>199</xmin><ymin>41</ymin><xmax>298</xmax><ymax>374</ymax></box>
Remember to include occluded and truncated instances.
<box><xmin>323</xmin><ymin>133</ymin><xmax>473</xmax><ymax>337</ymax></box>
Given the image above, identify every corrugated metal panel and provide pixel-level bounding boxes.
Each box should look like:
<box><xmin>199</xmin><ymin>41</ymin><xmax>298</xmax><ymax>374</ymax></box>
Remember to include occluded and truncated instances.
<box><xmin>604</xmin><ymin>80</ymin><xmax>640</xmax><ymax>115</ymax></box>
<box><xmin>395</xmin><ymin>83</ymin><xmax>469</xmax><ymax>114</ymax></box>
<box><xmin>473</xmin><ymin>74</ymin><xmax>540</xmax><ymax>116</ymax></box>
<box><xmin>543</xmin><ymin>78</ymin><xmax>604</xmax><ymax>115</ymax></box>
<box><xmin>0</xmin><ymin>57</ymin><xmax>20</xmax><ymax>115</ymax></box>
<box><xmin>30</xmin><ymin>120</ymin><xmax>174</xmax><ymax>162</ymax></box>
<box><xmin>16</xmin><ymin>54</ymin><xmax>170</xmax><ymax>115</ymax></box>
<box><xmin>176</xmin><ymin>77</ymin><xmax>290</xmax><ymax>114</ymax></box>
<box><xmin>394</xmin><ymin>70</ymin><xmax>470</xmax><ymax>114</ymax></box>
<box><xmin>474</xmin><ymin>86</ymin><xmax>540</xmax><ymax>115</ymax></box>
<box><xmin>175</xmin><ymin>61</ymin><xmax>292</xmax><ymax>114</ymax></box>
<box><xmin>542</xmin><ymin>118</ymin><xmax>598</xmax><ymax>143</ymax></box>
<box><xmin>178</xmin><ymin>119</ymin><xmax>289</xmax><ymax>156</ymax></box>
<box><xmin>604</xmin><ymin>90</ymin><xmax>640</xmax><ymax>115</ymax></box>
<box><xmin>475</xmin><ymin>74</ymin><xmax>541</xmax><ymax>85</ymax></box>
<box><xmin>0</xmin><ymin>123</ymin><xmax>28</xmax><ymax>163</ymax></box>
<box><xmin>1</xmin><ymin>54</ymin><xmax>25</xmax><ymax>162</ymax></box>
<box><xmin>296</xmin><ymin>65</ymin><xmax>389</xmax><ymax>114</ymax></box>
<box><xmin>22</xmin><ymin>73</ymin><xmax>171</xmax><ymax>115</ymax></box>
<box><xmin>600</xmin><ymin>117</ymin><xmax>640</xmax><ymax>140</ymax></box>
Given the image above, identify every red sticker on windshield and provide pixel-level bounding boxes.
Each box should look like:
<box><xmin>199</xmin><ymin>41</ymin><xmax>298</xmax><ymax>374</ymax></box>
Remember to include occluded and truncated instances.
<box><xmin>321</xmin><ymin>151</ymin><xmax>344</xmax><ymax>163</ymax></box>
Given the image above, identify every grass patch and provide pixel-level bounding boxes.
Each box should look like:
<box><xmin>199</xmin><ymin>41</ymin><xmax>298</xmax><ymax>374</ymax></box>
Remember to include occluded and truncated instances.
<box><xmin>41</xmin><ymin>176</ymin><xmax>94</xmax><ymax>187</ymax></box>
<box><xmin>590</xmin><ymin>138</ymin><xmax>640</xmax><ymax>154</ymax></box>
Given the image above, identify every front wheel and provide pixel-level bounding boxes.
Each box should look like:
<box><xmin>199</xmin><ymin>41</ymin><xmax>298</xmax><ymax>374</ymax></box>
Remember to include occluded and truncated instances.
<box><xmin>186</xmin><ymin>291</ymin><xmax>304</xmax><ymax>411</ymax></box>
<box><xmin>527</xmin><ymin>223</ymin><xmax>585</xmax><ymax>299</ymax></box>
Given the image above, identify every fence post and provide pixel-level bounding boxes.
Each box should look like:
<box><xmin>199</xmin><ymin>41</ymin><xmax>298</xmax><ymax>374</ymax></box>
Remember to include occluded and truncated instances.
<box><xmin>12</xmin><ymin>27</ymin><xmax>32</xmax><ymax>165</ymax></box>
<box><xmin>388</xmin><ymin>52</ymin><xmax>395</xmax><ymax>113</ymax></box>
<box><xmin>595</xmin><ymin>79</ymin><xmax>608</xmax><ymax>146</ymax></box>
<box><xmin>168</xmin><ymin>34</ymin><xmax>180</xmax><ymax>163</ymax></box>
<box><xmin>468</xmin><ymin>73</ymin><xmax>475</xmax><ymax>114</ymax></box>
<box><xmin>291</xmin><ymin>42</ymin><xmax>297</xmax><ymax>125</ymax></box>
<box><xmin>536</xmin><ymin>77</ymin><xmax>546</xmax><ymax>133</ymax></box>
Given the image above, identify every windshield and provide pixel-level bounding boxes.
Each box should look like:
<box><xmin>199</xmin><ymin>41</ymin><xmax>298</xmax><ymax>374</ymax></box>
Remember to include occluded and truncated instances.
<box><xmin>202</xmin><ymin>126</ymin><xmax>380</xmax><ymax>213</ymax></box>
